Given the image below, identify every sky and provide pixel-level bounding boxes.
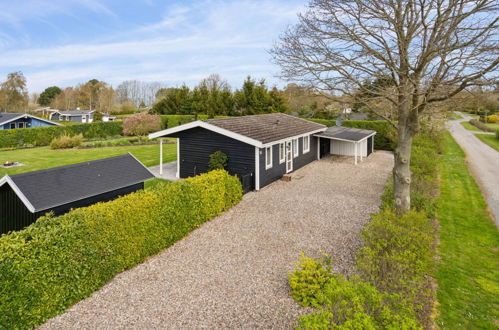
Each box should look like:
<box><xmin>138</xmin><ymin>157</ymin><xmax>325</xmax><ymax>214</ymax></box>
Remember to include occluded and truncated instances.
<box><xmin>0</xmin><ymin>0</ymin><xmax>305</xmax><ymax>93</ymax></box>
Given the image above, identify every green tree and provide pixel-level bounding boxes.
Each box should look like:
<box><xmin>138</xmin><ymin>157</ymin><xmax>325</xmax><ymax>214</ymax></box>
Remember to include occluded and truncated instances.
<box><xmin>151</xmin><ymin>86</ymin><xmax>192</xmax><ymax>115</ymax></box>
<box><xmin>38</xmin><ymin>86</ymin><xmax>62</xmax><ymax>106</ymax></box>
<box><xmin>0</xmin><ymin>71</ymin><xmax>29</xmax><ymax>112</ymax></box>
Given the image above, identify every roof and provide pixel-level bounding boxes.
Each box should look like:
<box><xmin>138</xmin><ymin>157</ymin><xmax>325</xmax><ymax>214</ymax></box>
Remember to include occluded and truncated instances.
<box><xmin>57</xmin><ymin>110</ymin><xmax>93</xmax><ymax>116</ymax></box>
<box><xmin>314</xmin><ymin>126</ymin><xmax>376</xmax><ymax>142</ymax></box>
<box><xmin>0</xmin><ymin>153</ymin><xmax>154</xmax><ymax>213</ymax></box>
<box><xmin>0</xmin><ymin>112</ymin><xmax>60</xmax><ymax>126</ymax></box>
<box><xmin>149</xmin><ymin>113</ymin><xmax>327</xmax><ymax>147</ymax></box>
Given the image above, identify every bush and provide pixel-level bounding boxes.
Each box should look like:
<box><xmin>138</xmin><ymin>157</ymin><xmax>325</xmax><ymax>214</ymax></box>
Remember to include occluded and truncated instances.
<box><xmin>0</xmin><ymin>122</ymin><xmax>123</xmax><ymax>148</ymax></box>
<box><xmin>123</xmin><ymin>113</ymin><xmax>161</xmax><ymax>136</ymax></box>
<box><xmin>50</xmin><ymin>134</ymin><xmax>83</xmax><ymax>149</ymax></box>
<box><xmin>209</xmin><ymin>150</ymin><xmax>228</xmax><ymax>171</ymax></box>
<box><xmin>487</xmin><ymin>115</ymin><xmax>498</xmax><ymax>123</ymax></box>
<box><xmin>289</xmin><ymin>253</ymin><xmax>333</xmax><ymax>307</ymax></box>
<box><xmin>469</xmin><ymin>119</ymin><xmax>495</xmax><ymax>132</ymax></box>
<box><xmin>298</xmin><ymin>275</ymin><xmax>420</xmax><ymax>329</ymax></box>
<box><xmin>0</xmin><ymin>170</ymin><xmax>242</xmax><ymax>329</ymax></box>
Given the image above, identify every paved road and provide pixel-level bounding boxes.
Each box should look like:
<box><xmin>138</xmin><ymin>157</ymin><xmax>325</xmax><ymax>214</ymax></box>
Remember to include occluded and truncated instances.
<box><xmin>448</xmin><ymin>112</ymin><xmax>499</xmax><ymax>226</ymax></box>
<box><xmin>42</xmin><ymin>152</ymin><xmax>393</xmax><ymax>329</ymax></box>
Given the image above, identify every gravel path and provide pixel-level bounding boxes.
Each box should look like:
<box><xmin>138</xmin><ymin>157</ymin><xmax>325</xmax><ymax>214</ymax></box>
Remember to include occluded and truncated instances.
<box><xmin>449</xmin><ymin>113</ymin><xmax>499</xmax><ymax>226</ymax></box>
<box><xmin>41</xmin><ymin>151</ymin><xmax>393</xmax><ymax>329</ymax></box>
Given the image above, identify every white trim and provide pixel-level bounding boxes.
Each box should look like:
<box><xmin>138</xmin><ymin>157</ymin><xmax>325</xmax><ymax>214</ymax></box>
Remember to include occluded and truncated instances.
<box><xmin>255</xmin><ymin>147</ymin><xmax>260</xmax><ymax>190</ymax></box>
<box><xmin>265</xmin><ymin>146</ymin><xmax>273</xmax><ymax>169</ymax></box>
<box><xmin>17</xmin><ymin>122</ymin><xmax>25</xmax><ymax>128</ymax></box>
<box><xmin>0</xmin><ymin>114</ymin><xmax>61</xmax><ymax>127</ymax></box>
<box><xmin>126</xmin><ymin>152</ymin><xmax>157</xmax><ymax>178</ymax></box>
<box><xmin>354</xmin><ymin>142</ymin><xmax>358</xmax><ymax>165</ymax></box>
<box><xmin>0</xmin><ymin>176</ymin><xmax>36</xmax><ymax>213</ymax></box>
<box><xmin>261</xmin><ymin>128</ymin><xmax>326</xmax><ymax>147</ymax></box>
<box><xmin>303</xmin><ymin>135</ymin><xmax>310</xmax><ymax>153</ymax></box>
<box><xmin>314</xmin><ymin>131</ymin><xmax>376</xmax><ymax>144</ymax></box>
<box><xmin>159</xmin><ymin>139</ymin><xmax>163</xmax><ymax>175</ymax></box>
<box><xmin>279</xmin><ymin>143</ymin><xmax>285</xmax><ymax>164</ymax></box>
<box><xmin>292</xmin><ymin>138</ymin><xmax>299</xmax><ymax>158</ymax></box>
<box><xmin>285</xmin><ymin>140</ymin><xmax>293</xmax><ymax>173</ymax></box>
<box><xmin>176</xmin><ymin>138</ymin><xmax>180</xmax><ymax>178</ymax></box>
<box><xmin>317</xmin><ymin>137</ymin><xmax>320</xmax><ymax>160</ymax></box>
<box><xmin>149</xmin><ymin>121</ymin><xmax>264</xmax><ymax>148</ymax></box>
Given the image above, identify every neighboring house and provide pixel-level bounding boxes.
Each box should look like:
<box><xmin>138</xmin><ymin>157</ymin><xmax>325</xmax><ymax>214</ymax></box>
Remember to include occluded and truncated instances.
<box><xmin>102</xmin><ymin>113</ymin><xmax>117</xmax><ymax>122</ymax></box>
<box><xmin>0</xmin><ymin>153</ymin><xmax>154</xmax><ymax>234</ymax></box>
<box><xmin>0</xmin><ymin>112</ymin><xmax>60</xmax><ymax>130</ymax></box>
<box><xmin>149</xmin><ymin>113</ymin><xmax>376</xmax><ymax>192</ymax></box>
<box><xmin>50</xmin><ymin>110</ymin><xmax>94</xmax><ymax>123</ymax></box>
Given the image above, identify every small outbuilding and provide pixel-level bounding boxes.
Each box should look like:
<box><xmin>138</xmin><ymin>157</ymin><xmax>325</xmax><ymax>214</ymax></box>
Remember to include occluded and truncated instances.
<box><xmin>50</xmin><ymin>110</ymin><xmax>94</xmax><ymax>123</ymax></box>
<box><xmin>0</xmin><ymin>153</ymin><xmax>154</xmax><ymax>234</ymax></box>
<box><xmin>0</xmin><ymin>112</ymin><xmax>59</xmax><ymax>130</ymax></box>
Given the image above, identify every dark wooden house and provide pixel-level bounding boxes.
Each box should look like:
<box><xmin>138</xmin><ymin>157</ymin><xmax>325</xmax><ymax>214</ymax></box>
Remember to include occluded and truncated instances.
<box><xmin>0</xmin><ymin>153</ymin><xmax>154</xmax><ymax>234</ymax></box>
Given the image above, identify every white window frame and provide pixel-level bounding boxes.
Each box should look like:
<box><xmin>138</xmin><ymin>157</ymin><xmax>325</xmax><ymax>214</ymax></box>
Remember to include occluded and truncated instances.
<box><xmin>265</xmin><ymin>146</ymin><xmax>273</xmax><ymax>169</ymax></box>
<box><xmin>10</xmin><ymin>123</ymin><xmax>16</xmax><ymax>129</ymax></box>
<box><xmin>292</xmin><ymin>138</ymin><xmax>299</xmax><ymax>158</ymax></box>
<box><xmin>18</xmin><ymin>122</ymin><xmax>25</xmax><ymax>128</ymax></box>
<box><xmin>303</xmin><ymin>135</ymin><xmax>310</xmax><ymax>153</ymax></box>
<box><xmin>279</xmin><ymin>143</ymin><xmax>285</xmax><ymax>164</ymax></box>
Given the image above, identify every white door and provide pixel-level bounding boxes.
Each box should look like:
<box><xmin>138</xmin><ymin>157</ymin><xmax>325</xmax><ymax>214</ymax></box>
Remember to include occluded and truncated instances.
<box><xmin>286</xmin><ymin>141</ymin><xmax>293</xmax><ymax>173</ymax></box>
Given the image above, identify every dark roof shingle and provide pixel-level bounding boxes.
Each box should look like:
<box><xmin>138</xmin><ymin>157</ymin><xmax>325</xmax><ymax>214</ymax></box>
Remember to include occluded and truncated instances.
<box><xmin>204</xmin><ymin>113</ymin><xmax>326</xmax><ymax>144</ymax></box>
<box><xmin>315</xmin><ymin>126</ymin><xmax>375</xmax><ymax>142</ymax></box>
<box><xmin>7</xmin><ymin>154</ymin><xmax>154</xmax><ymax>212</ymax></box>
<box><xmin>0</xmin><ymin>113</ymin><xmax>24</xmax><ymax>125</ymax></box>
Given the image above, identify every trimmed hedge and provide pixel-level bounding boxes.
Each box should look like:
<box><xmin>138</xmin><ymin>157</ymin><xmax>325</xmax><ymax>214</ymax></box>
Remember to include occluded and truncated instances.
<box><xmin>469</xmin><ymin>119</ymin><xmax>495</xmax><ymax>132</ymax></box>
<box><xmin>307</xmin><ymin>118</ymin><xmax>395</xmax><ymax>150</ymax></box>
<box><xmin>0</xmin><ymin>122</ymin><xmax>123</xmax><ymax>148</ymax></box>
<box><xmin>0</xmin><ymin>170</ymin><xmax>242</xmax><ymax>329</ymax></box>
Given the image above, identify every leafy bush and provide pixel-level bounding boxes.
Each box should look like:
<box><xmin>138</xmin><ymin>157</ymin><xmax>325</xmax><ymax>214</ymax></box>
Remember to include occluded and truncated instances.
<box><xmin>496</xmin><ymin>129</ymin><xmax>499</xmax><ymax>140</ymax></box>
<box><xmin>0</xmin><ymin>121</ymin><xmax>123</xmax><ymax>148</ymax></box>
<box><xmin>289</xmin><ymin>253</ymin><xmax>333</xmax><ymax>307</ymax></box>
<box><xmin>0</xmin><ymin>170</ymin><xmax>242</xmax><ymax>329</ymax></box>
<box><xmin>487</xmin><ymin>115</ymin><xmax>498</xmax><ymax>123</ymax></box>
<box><xmin>50</xmin><ymin>134</ymin><xmax>83</xmax><ymax>149</ymax></box>
<box><xmin>209</xmin><ymin>150</ymin><xmax>228</xmax><ymax>171</ymax></box>
<box><xmin>469</xmin><ymin>119</ymin><xmax>495</xmax><ymax>132</ymax></box>
<box><xmin>297</xmin><ymin>275</ymin><xmax>420</xmax><ymax>329</ymax></box>
<box><xmin>123</xmin><ymin>113</ymin><xmax>161</xmax><ymax>136</ymax></box>
<box><xmin>307</xmin><ymin>118</ymin><xmax>395</xmax><ymax>150</ymax></box>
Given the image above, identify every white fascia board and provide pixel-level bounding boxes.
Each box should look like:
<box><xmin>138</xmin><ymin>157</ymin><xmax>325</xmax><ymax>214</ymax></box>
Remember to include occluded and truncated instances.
<box><xmin>0</xmin><ymin>114</ymin><xmax>25</xmax><ymax>126</ymax></box>
<box><xmin>261</xmin><ymin>128</ymin><xmax>327</xmax><ymax>148</ymax></box>
<box><xmin>314</xmin><ymin>131</ymin><xmax>377</xmax><ymax>144</ymax></box>
<box><xmin>149</xmin><ymin>121</ymin><xmax>264</xmax><ymax>148</ymax></box>
<box><xmin>0</xmin><ymin>176</ymin><xmax>36</xmax><ymax>213</ymax></box>
<box><xmin>126</xmin><ymin>152</ymin><xmax>156</xmax><ymax>178</ymax></box>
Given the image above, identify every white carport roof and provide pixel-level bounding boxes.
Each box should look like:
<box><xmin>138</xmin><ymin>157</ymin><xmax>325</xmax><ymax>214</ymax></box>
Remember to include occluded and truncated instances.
<box><xmin>314</xmin><ymin>126</ymin><xmax>376</xmax><ymax>142</ymax></box>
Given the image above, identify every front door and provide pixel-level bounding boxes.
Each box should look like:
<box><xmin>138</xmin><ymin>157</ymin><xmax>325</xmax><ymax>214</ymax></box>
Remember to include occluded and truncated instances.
<box><xmin>286</xmin><ymin>141</ymin><xmax>293</xmax><ymax>173</ymax></box>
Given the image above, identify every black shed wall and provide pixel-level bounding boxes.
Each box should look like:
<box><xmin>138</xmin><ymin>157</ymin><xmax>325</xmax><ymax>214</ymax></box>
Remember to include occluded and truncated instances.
<box><xmin>173</xmin><ymin>127</ymin><xmax>255</xmax><ymax>189</ymax></box>
<box><xmin>0</xmin><ymin>182</ymin><xmax>144</xmax><ymax>235</ymax></box>
<box><xmin>259</xmin><ymin>135</ymin><xmax>318</xmax><ymax>188</ymax></box>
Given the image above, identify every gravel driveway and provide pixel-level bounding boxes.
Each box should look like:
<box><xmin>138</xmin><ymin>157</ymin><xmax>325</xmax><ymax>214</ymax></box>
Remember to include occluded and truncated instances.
<box><xmin>448</xmin><ymin>113</ymin><xmax>499</xmax><ymax>226</ymax></box>
<box><xmin>42</xmin><ymin>151</ymin><xmax>393</xmax><ymax>329</ymax></box>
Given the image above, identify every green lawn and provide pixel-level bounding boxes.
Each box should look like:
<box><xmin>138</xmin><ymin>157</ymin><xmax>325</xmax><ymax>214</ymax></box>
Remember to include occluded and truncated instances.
<box><xmin>485</xmin><ymin>122</ymin><xmax>499</xmax><ymax>131</ymax></box>
<box><xmin>475</xmin><ymin>134</ymin><xmax>499</xmax><ymax>152</ymax></box>
<box><xmin>436</xmin><ymin>133</ymin><xmax>499</xmax><ymax>329</ymax></box>
<box><xmin>460</xmin><ymin>121</ymin><xmax>482</xmax><ymax>131</ymax></box>
<box><xmin>0</xmin><ymin>143</ymin><xmax>177</xmax><ymax>176</ymax></box>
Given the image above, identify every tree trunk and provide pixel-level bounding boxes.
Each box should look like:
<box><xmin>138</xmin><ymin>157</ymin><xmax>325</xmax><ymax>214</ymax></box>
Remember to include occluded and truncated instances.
<box><xmin>393</xmin><ymin>124</ymin><xmax>413</xmax><ymax>214</ymax></box>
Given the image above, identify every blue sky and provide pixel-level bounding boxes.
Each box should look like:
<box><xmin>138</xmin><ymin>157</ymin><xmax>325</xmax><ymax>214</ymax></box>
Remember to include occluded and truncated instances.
<box><xmin>0</xmin><ymin>0</ymin><xmax>304</xmax><ymax>92</ymax></box>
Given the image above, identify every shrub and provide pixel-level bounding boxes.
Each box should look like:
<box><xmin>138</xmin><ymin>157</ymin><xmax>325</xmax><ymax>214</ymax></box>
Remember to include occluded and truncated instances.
<box><xmin>487</xmin><ymin>115</ymin><xmax>498</xmax><ymax>123</ymax></box>
<box><xmin>209</xmin><ymin>150</ymin><xmax>228</xmax><ymax>171</ymax></box>
<box><xmin>0</xmin><ymin>170</ymin><xmax>242</xmax><ymax>329</ymax></box>
<box><xmin>289</xmin><ymin>253</ymin><xmax>333</xmax><ymax>307</ymax></box>
<box><xmin>123</xmin><ymin>113</ymin><xmax>161</xmax><ymax>136</ymax></box>
<box><xmin>0</xmin><ymin>122</ymin><xmax>123</xmax><ymax>148</ymax></box>
<box><xmin>469</xmin><ymin>119</ymin><xmax>495</xmax><ymax>132</ymax></box>
<box><xmin>50</xmin><ymin>134</ymin><xmax>83</xmax><ymax>149</ymax></box>
<box><xmin>297</xmin><ymin>275</ymin><xmax>420</xmax><ymax>329</ymax></box>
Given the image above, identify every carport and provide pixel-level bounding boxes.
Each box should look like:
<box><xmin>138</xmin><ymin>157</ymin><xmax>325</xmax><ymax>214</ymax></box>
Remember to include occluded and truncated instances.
<box><xmin>314</xmin><ymin>126</ymin><xmax>376</xmax><ymax>165</ymax></box>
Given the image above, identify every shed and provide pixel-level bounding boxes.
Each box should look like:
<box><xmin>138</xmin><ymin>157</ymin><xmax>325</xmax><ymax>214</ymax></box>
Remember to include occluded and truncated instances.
<box><xmin>0</xmin><ymin>153</ymin><xmax>154</xmax><ymax>234</ymax></box>
<box><xmin>0</xmin><ymin>112</ymin><xmax>59</xmax><ymax>129</ymax></box>
<box><xmin>315</xmin><ymin>126</ymin><xmax>376</xmax><ymax>164</ymax></box>
<box><xmin>149</xmin><ymin>113</ymin><xmax>327</xmax><ymax>192</ymax></box>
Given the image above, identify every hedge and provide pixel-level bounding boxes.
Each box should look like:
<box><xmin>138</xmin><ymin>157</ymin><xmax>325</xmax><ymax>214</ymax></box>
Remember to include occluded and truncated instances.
<box><xmin>307</xmin><ymin>118</ymin><xmax>395</xmax><ymax>150</ymax></box>
<box><xmin>0</xmin><ymin>122</ymin><xmax>123</xmax><ymax>148</ymax></box>
<box><xmin>0</xmin><ymin>170</ymin><xmax>242</xmax><ymax>329</ymax></box>
<box><xmin>469</xmin><ymin>119</ymin><xmax>495</xmax><ymax>132</ymax></box>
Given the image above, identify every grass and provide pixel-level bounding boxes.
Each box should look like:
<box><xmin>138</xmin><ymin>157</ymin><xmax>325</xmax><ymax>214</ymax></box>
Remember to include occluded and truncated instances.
<box><xmin>460</xmin><ymin>121</ymin><xmax>482</xmax><ymax>131</ymax></box>
<box><xmin>485</xmin><ymin>122</ymin><xmax>499</xmax><ymax>131</ymax></box>
<box><xmin>0</xmin><ymin>143</ymin><xmax>177</xmax><ymax>176</ymax></box>
<box><xmin>436</xmin><ymin>133</ymin><xmax>499</xmax><ymax>329</ymax></box>
<box><xmin>144</xmin><ymin>178</ymin><xmax>171</xmax><ymax>190</ymax></box>
<box><xmin>475</xmin><ymin>134</ymin><xmax>499</xmax><ymax>152</ymax></box>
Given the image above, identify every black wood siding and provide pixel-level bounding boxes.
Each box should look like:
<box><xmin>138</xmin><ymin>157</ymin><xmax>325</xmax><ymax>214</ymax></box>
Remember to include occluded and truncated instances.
<box><xmin>259</xmin><ymin>135</ymin><xmax>318</xmax><ymax>188</ymax></box>
<box><xmin>0</xmin><ymin>182</ymin><xmax>144</xmax><ymax>235</ymax></box>
<box><xmin>173</xmin><ymin>127</ymin><xmax>255</xmax><ymax>186</ymax></box>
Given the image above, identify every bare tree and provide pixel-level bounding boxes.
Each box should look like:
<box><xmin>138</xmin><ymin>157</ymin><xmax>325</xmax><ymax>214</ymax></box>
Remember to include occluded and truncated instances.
<box><xmin>0</xmin><ymin>71</ymin><xmax>29</xmax><ymax>112</ymax></box>
<box><xmin>271</xmin><ymin>0</ymin><xmax>498</xmax><ymax>213</ymax></box>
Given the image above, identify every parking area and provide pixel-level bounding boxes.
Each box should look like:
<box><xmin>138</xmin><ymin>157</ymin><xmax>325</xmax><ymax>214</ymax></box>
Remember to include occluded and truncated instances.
<box><xmin>43</xmin><ymin>151</ymin><xmax>394</xmax><ymax>329</ymax></box>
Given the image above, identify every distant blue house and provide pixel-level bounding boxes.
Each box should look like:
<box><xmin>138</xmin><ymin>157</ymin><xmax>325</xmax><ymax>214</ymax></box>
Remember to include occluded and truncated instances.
<box><xmin>50</xmin><ymin>110</ymin><xmax>94</xmax><ymax>123</ymax></box>
<box><xmin>0</xmin><ymin>113</ymin><xmax>60</xmax><ymax>130</ymax></box>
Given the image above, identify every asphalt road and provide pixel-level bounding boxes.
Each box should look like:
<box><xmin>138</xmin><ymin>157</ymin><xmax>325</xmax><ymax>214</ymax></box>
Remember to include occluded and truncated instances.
<box><xmin>448</xmin><ymin>113</ymin><xmax>499</xmax><ymax>227</ymax></box>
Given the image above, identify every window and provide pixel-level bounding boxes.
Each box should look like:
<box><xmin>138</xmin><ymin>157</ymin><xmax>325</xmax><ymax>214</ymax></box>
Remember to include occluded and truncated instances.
<box><xmin>265</xmin><ymin>146</ymin><xmax>273</xmax><ymax>169</ymax></box>
<box><xmin>279</xmin><ymin>143</ymin><xmax>285</xmax><ymax>164</ymax></box>
<box><xmin>292</xmin><ymin>138</ymin><xmax>299</xmax><ymax>158</ymax></box>
<box><xmin>303</xmin><ymin>135</ymin><xmax>310</xmax><ymax>153</ymax></box>
<box><xmin>9</xmin><ymin>123</ymin><xmax>16</xmax><ymax>129</ymax></box>
<box><xmin>17</xmin><ymin>122</ymin><xmax>25</xmax><ymax>128</ymax></box>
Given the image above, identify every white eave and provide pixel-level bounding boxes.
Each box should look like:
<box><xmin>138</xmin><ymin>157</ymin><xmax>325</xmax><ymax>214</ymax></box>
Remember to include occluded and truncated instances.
<box><xmin>0</xmin><ymin>114</ymin><xmax>61</xmax><ymax>126</ymax></box>
<box><xmin>0</xmin><ymin>175</ymin><xmax>36</xmax><ymax>213</ymax></box>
